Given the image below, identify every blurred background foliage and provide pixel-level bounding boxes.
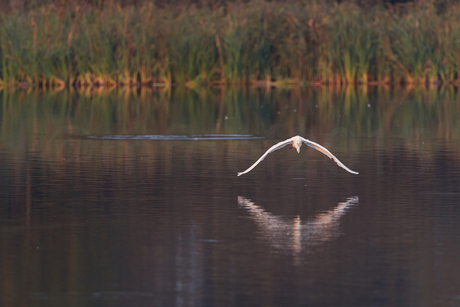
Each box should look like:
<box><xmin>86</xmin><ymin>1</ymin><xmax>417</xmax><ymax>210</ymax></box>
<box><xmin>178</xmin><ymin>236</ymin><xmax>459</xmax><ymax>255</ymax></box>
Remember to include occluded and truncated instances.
<box><xmin>2</xmin><ymin>0</ymin><xmax>458</xmax><ymax>11</ymax></box>
<box><xmin>1</xmin><ymin>0</ymin><xmax>460</xmax><ymax>87</ymax></box>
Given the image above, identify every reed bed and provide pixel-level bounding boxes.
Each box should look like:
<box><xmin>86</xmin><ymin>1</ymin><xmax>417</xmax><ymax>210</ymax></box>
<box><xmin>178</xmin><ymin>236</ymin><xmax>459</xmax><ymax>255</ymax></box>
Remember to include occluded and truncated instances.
<box><xmin>2</xmin><ymin>1</ymin><xmax>460</xmax><ymax>88</ymax></box>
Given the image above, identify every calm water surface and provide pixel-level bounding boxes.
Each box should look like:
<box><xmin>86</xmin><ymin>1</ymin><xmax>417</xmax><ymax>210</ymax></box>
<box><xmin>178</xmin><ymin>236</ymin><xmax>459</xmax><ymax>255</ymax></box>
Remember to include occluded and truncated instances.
<box><xmin>0</xmin><ymin>87</ymin><xmax>459</xmax><ymax>306</ymax></box>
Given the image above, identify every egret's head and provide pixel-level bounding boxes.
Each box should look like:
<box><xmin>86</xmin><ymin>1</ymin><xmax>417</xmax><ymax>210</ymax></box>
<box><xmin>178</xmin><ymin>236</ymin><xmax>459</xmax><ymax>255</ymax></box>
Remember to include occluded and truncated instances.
<box><xmin>292</xmin><ymin>136</ymin><xmax>302</xmax><ymax>153</ymax></box>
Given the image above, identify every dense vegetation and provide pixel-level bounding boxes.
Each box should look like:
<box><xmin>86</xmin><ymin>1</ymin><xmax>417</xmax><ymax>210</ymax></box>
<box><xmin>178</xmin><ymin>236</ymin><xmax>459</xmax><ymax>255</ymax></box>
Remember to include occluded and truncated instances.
<box><xmin>1</xmin><ymin>0</ymin><xmax>460</xmax><ymax>88</ymax></box>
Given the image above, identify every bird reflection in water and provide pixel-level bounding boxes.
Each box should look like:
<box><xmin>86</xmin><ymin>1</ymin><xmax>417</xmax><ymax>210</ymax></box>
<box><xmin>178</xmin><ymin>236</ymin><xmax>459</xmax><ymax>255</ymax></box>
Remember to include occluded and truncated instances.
<box><xmin>238</xmin><ymin>196</ymin><xmax>359</xmax><ymax>259</ymax></box>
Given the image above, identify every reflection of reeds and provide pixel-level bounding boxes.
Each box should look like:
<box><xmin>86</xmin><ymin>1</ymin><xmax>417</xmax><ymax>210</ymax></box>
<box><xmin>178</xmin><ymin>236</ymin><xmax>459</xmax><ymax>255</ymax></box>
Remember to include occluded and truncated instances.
<box><xmin>2</xmin><ymin>2</ymin><xmax>460</xmax><ymax>88</ymax></box>
<box><xmin>2</xmin><ymin>86</ymin><xmax>460</xmax><ymax>159</ymax></box>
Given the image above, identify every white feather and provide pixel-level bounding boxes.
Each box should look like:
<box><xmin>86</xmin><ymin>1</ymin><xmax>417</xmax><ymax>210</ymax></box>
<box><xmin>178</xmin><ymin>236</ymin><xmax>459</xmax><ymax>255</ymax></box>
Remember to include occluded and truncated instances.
<box><xmin>237</xmin><ymin>135</ymin><xmax>358</xmax><ymax>176</ymax></box>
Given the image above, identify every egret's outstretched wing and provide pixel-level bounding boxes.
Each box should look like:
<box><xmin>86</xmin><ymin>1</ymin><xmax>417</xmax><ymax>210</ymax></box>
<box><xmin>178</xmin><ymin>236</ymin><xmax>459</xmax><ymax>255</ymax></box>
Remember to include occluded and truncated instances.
<box><xmin>238</xmin><ymin>138</ymin><xmax>293</xmax><ymax>176</ymax></box>
<box><xmin>301</xmin><ymin>137</ymin><xmax>359</xmax><ymax>175</ymax></box>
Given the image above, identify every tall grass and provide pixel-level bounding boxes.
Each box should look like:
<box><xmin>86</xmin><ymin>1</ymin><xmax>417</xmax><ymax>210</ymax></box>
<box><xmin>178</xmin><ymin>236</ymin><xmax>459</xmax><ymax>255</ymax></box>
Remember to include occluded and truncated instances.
<box><xmin>2</xmin><ymin>1</ymin><xmax>460</xmax><ymax>88</ymax></box>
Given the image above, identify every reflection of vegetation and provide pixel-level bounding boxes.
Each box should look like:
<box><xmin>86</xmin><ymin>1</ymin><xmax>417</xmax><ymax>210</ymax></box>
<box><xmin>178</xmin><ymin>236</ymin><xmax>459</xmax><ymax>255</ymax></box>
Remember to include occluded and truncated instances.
<box><xmin>3</xmin><ymin>1</ymin><xmax>460</xmax><ymax>87</ymax></box>
<box><xmin>1</xmin><ymin>86</ymin><xmax>460</xmax><ymax>159</ymax></box>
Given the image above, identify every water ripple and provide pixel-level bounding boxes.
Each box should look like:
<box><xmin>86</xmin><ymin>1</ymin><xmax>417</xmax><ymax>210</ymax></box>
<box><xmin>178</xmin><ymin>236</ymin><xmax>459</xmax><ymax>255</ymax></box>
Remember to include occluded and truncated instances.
<box><xmin>87</xmin><ymin>134</ymin><xmax>265</xmax><ymax>141</ymax></box>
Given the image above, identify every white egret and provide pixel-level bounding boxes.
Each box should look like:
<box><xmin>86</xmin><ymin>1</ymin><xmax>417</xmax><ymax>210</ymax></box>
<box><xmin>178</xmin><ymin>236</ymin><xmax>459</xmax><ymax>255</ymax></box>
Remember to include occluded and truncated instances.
<box><xmin>237</xmin><ymin>135</ymin><xmax>358</xmax><ymax>176</ymax></box>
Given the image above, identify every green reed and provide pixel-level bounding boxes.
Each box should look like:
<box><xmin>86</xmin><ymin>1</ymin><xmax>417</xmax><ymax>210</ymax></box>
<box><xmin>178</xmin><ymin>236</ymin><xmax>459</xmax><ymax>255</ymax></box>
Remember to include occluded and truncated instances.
<box><xmin>2</xmin><ymin>1</ymin><xmax>460</xmax><ymax>88</ymax></box>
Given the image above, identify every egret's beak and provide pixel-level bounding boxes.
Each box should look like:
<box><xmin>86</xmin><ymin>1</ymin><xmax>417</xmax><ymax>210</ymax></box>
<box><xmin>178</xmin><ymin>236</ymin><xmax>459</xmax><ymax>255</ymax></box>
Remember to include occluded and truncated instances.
<box><xmin>292</xmin><ymin>143</ymin><xmax>301</xmax><ymax>153</ymax></box>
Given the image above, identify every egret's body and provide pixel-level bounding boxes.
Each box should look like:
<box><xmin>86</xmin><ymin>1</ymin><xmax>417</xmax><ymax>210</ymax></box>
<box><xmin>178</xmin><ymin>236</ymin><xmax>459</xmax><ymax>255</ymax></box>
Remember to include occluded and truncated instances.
<box><xmin>237</xmin><ymin>135</ymin><xmax>358</xmax><ymax>176</ymax></box>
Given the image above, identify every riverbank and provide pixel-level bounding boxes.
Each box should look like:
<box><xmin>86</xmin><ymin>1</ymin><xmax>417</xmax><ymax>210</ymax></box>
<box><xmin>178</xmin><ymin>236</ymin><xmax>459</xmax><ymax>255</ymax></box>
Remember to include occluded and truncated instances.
<box><xmin>1</xmin><ymin>1</ymin><xmax>460</xmax><ymax>88</ymax></box>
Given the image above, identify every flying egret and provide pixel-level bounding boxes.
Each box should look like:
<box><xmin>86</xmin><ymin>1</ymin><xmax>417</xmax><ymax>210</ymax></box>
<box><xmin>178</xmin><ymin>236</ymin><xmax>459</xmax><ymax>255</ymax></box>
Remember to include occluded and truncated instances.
<box><xmin>237</xmin><ymin>135</ymin><xmax>358</xmax><ymax>176</ymax></box>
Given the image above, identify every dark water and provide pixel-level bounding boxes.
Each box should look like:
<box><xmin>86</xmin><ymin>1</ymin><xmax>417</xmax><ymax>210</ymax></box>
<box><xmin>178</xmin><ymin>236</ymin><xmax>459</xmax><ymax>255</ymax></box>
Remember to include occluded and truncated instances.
<box><xmin>1</xmin><ymin>87</ymin><xmax>460</xmax><ymax>306</ymax></box>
